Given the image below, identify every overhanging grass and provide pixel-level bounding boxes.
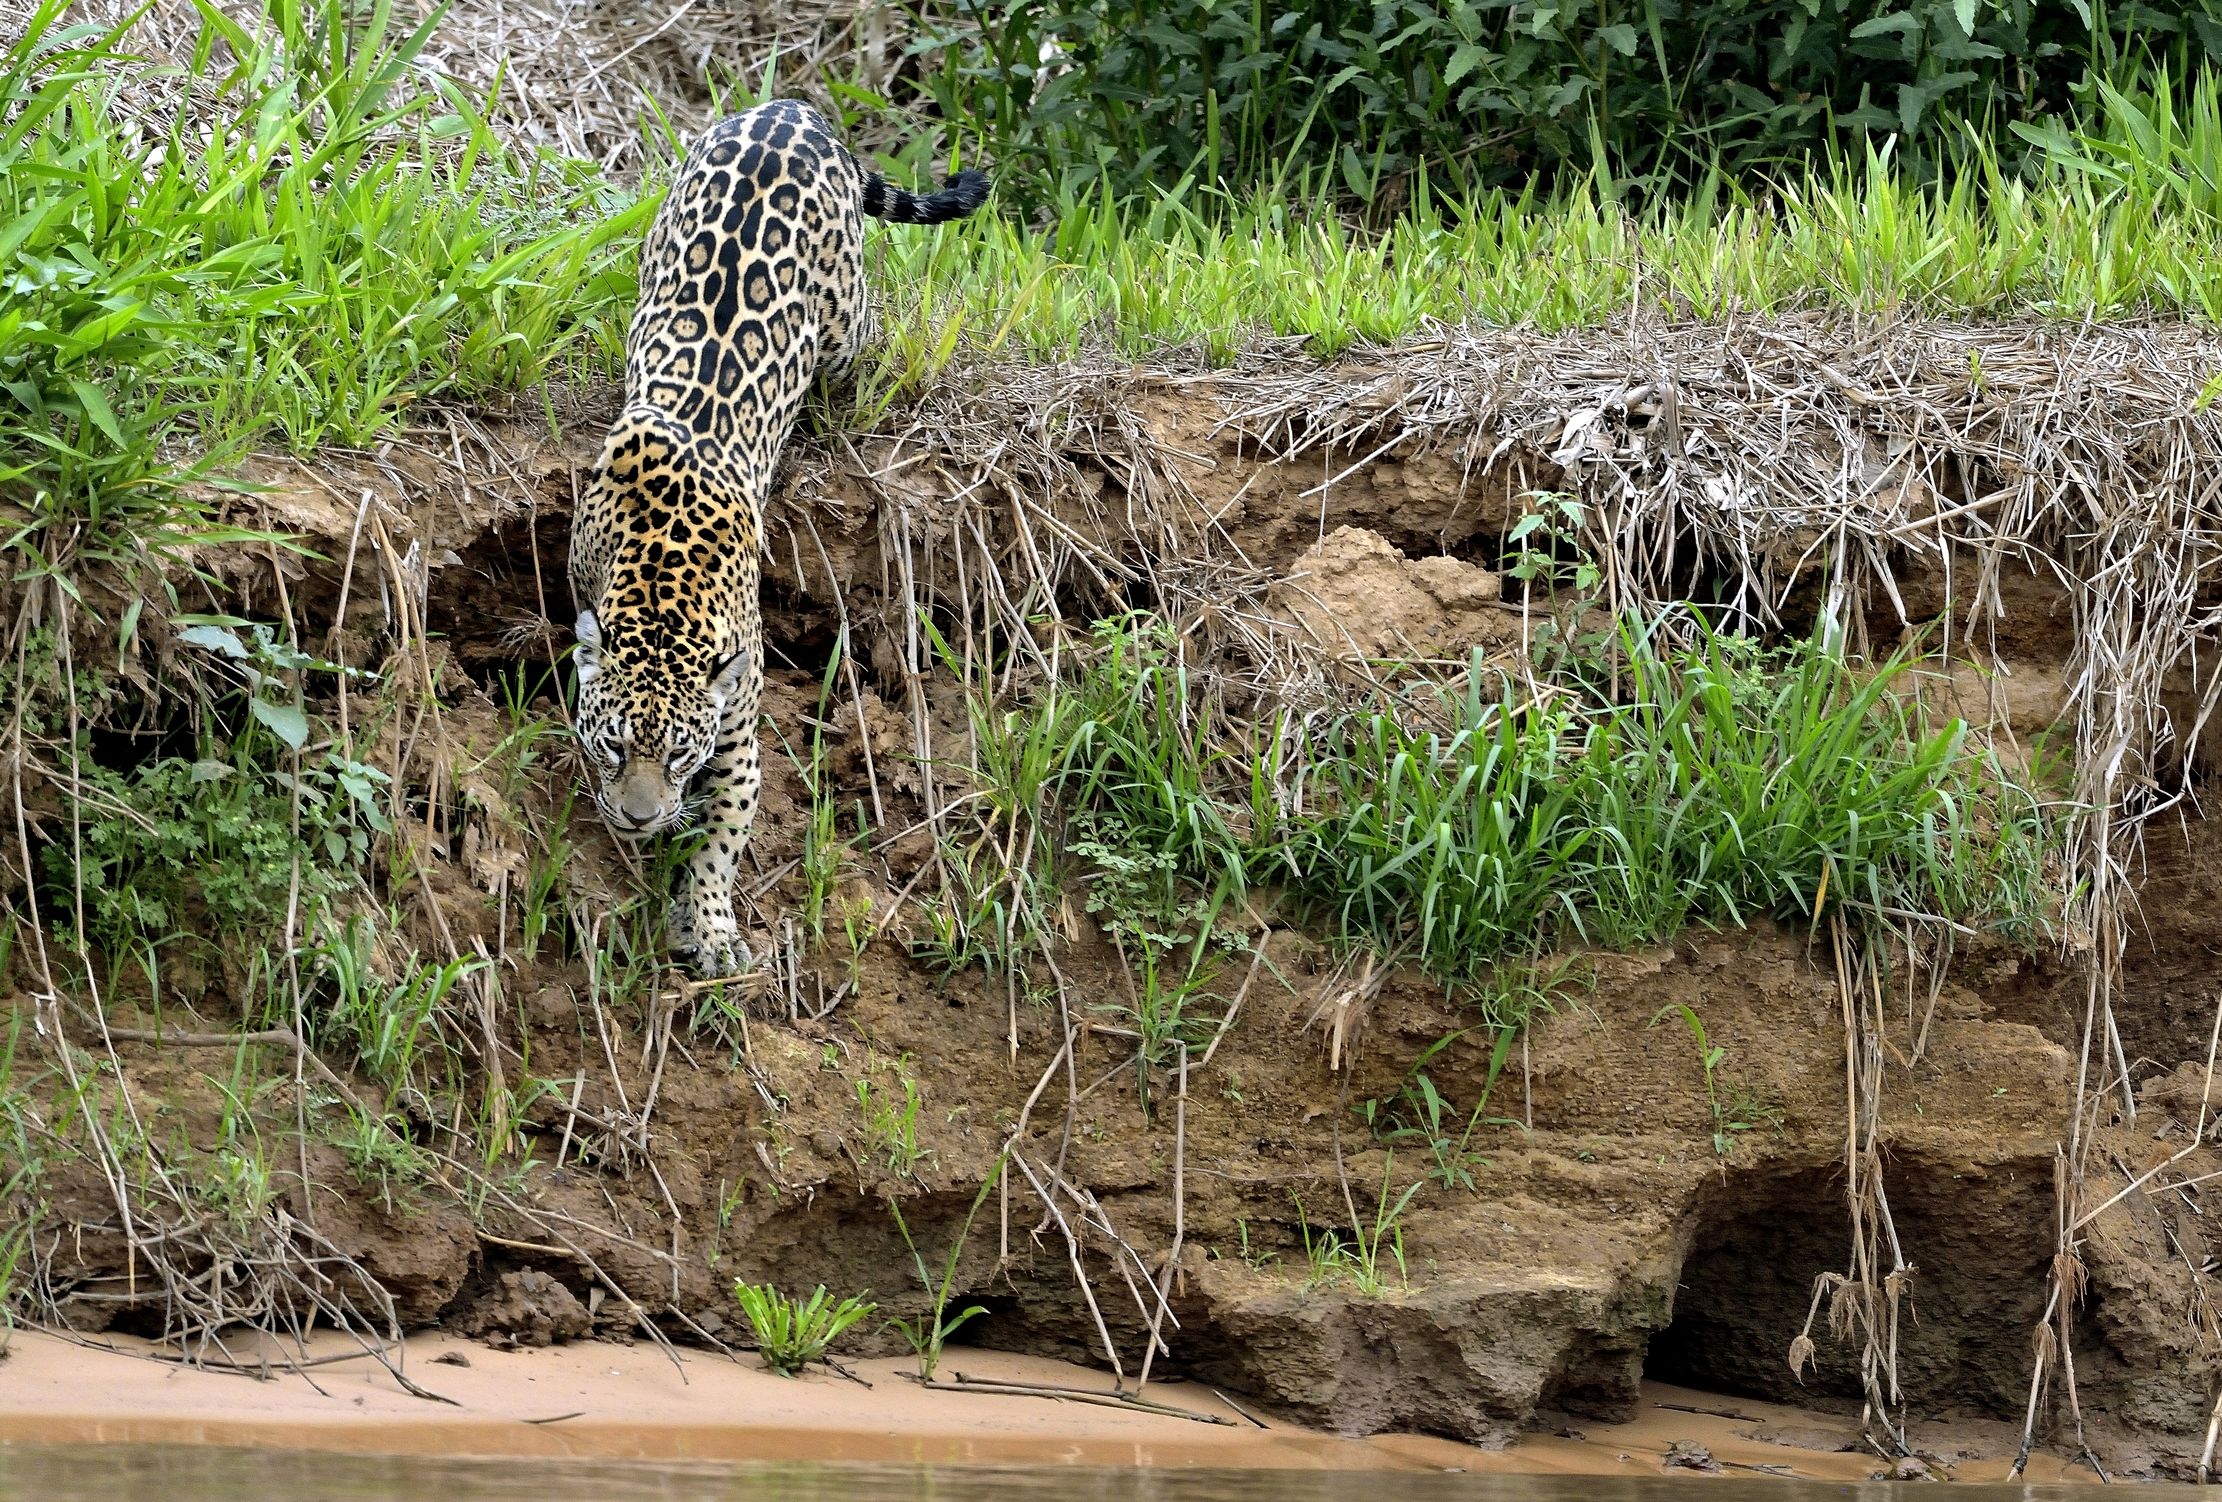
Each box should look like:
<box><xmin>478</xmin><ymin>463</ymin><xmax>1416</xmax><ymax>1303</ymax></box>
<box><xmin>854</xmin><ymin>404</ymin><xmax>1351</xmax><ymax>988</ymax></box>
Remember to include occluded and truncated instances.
<box><xmin>1038</xmin><ymin>617</ymin><xmax>2051</xmax><ymax>987</ymax></box>
<box><xmin>0</xmin><ymin>0</ymin><xmax>641</xmax><ymax>567</ymax></box>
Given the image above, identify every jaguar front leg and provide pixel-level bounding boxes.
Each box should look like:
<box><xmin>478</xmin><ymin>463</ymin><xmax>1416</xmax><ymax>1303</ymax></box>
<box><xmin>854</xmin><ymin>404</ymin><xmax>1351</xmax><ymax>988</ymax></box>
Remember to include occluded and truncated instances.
<box><xmin>670</xmin><ymin>678</ymin><xmax>765</xmax><ymax>979</ymax></box>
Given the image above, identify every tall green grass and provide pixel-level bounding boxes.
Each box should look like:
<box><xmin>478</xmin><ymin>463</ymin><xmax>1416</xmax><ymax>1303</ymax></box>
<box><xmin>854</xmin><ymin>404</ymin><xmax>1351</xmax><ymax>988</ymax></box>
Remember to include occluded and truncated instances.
<box><xmin>0</xmin><ymin>0</ymin><xmax>640</xmax><ymax>567</ymax></box>
<box><xmin>1036</xmin><ymin>617</ymin><xmax>2049</xmax><ymax>986</ymax></box>
<box><xmin>865</xmin><ymin>115</ymin><xmax>2222</xmax><ymax>371</ymax></box>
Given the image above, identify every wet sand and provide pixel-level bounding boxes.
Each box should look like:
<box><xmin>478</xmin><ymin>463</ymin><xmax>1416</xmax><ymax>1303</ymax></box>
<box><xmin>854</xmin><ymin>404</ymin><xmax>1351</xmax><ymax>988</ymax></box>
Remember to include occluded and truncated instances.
<box><xmin>0</xmin><ymin>1330</ymin><xmax>2084</xmax><ymax>1480</ymax></box>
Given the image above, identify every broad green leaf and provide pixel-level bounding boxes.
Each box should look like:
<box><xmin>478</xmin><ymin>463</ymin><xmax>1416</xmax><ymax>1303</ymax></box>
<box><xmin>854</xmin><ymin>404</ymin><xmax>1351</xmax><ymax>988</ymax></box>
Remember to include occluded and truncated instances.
<box><xmin>1444</xmin><ymin>41</ymin><xmax>1487</xmax><ymax>87</ymax></box>
<box><xmin>1850</xmin><ymin>11</ymin><xmax>1920</xmax><ymax>38</ymax></box>
<box><xmin>249</xmin><ymin>696</ymin><xmax>309</xmax><ymax>750</ymax></box>
<box><xmin>178</xmin><ymin>623</ymin><xmax>248</xmax><ymax>658</ymax></box>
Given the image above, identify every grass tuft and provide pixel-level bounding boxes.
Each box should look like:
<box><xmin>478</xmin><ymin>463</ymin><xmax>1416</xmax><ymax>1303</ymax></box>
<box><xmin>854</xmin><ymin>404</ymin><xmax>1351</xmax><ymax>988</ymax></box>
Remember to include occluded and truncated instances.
<box><xmin>0</xmin><ymin>0</ymin><xmax>639</xmax><ymax>564</ymax></box>
<box><xmin>730</xmin><ymin>1281</ymin><xmax>876</xmax><ymax>1377</ymax></box>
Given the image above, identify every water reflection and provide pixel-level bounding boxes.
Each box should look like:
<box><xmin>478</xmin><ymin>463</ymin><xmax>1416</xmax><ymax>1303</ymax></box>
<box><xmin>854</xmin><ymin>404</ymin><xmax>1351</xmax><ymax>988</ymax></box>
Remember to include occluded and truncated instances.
<box><xmin>0</xmin><ymin>1446</ymin><xmax>2170</xmax><ymax>1502</ymax></box>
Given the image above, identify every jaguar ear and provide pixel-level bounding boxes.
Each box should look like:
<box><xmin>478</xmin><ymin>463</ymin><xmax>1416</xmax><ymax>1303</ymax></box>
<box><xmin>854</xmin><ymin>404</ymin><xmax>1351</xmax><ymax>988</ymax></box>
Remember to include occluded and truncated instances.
<box><xmin>574</xmin><ymin>611</ymin><xmax>603</xmax><ymax>685</ymax></box>
<box><xmin>707</xmin><ymin>647</ymin><xmax>750</xmax><ymax>706</ymax></box>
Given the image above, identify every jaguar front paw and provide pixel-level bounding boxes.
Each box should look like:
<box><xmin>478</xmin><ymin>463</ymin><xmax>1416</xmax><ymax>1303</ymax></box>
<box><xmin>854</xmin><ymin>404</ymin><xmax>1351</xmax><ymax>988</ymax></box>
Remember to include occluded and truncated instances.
<box><xmin>668</xmin><ymin>892</ymin><xmax>753</xmax><ymax>980</ymax></box>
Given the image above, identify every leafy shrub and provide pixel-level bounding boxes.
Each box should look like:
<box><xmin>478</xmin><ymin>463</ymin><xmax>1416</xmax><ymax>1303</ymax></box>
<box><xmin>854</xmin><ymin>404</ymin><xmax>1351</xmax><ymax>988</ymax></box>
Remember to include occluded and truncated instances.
<box><xmin>57</xmin><ymin>745</ymin><xmax>389</xmax><ymax>962</ymax></box>
<box><xmin>49</xmin><ymin>621</ymin><xmax>389</xmax><ymax>977</ymax></box>
<box><xmin>903</xmin><ymin>0</ymin><xmax>2222</xmax><ymax>207</ymax></box>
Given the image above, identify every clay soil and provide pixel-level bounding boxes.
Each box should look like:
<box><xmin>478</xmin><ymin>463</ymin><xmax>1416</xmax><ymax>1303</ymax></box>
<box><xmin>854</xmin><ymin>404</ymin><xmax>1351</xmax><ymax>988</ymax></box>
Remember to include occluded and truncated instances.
<box><xmin>7</xmin><ymin>371</ymin><xmax>2221</xmax><ymax>1481</ymax></box>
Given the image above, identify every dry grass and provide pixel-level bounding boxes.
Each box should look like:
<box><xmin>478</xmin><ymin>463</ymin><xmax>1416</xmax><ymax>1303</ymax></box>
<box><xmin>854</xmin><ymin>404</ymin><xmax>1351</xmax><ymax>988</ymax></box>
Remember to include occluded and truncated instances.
<box><xmin>0</xmin><ymin>0</ymin><xmax>900</xmax><ymax>177</ymax></box>
<box><xmin>421</xmin><ymin>0</ymin><xmax>908</xmax><ymax>176</ymax></box>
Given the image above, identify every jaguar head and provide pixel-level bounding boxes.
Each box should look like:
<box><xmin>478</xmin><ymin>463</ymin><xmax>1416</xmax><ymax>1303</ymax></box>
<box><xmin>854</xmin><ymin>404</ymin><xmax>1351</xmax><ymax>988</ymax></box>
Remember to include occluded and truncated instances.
<box><xmin>572</xmin><ymin>609</ymin><xmax>749</xmax><ymax>836</ymax></box>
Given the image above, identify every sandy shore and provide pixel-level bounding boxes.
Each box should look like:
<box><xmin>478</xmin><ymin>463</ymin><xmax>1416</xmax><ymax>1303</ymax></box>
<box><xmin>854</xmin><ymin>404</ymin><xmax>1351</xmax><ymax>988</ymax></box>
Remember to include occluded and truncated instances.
<box><xmin>0</xmin><ymin>1330</ymin><xmax>2085</xmax><ymax>1480</ymax></box>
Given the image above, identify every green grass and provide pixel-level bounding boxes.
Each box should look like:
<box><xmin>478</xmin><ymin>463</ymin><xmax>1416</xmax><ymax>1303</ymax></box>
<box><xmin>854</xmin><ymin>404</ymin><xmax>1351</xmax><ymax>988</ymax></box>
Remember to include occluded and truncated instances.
<box><xmin>1030</xmin><ymin>613</ymin><xmax>2051</xmax><ymax>991</ymax></box>
<box><xmin>854</xmin><ymin>1053</ymin><xmax>927</xmax><ymax>1178</ymax></box>
<box><xmin>1</xmin><ymin>0</ymin><xmax>639</xmax><ymax>567</ymax></box>
<box><xmin>0</xmin><ymin>1010</ymin><xmax>36</xmax><ymax>1351</ymax></box>
<box><xmin>15</xmin><ymin>1</ymin><xmax>2222</xmax><ymax>573</ymax></box>
<box><xmin>862</xmin><ymin>77</ymin><xmax>2222</xmax><ymax>373</ymax></box>
<box><xmin>886</xmin><ymin>1170</ymin><xmax>998</xmax><ymax>1383</ymax></box>
<box><xmin>1293</xmin><ymin>1155</ymin><xmax>1420</xmax><ymax>1298</ymax></box>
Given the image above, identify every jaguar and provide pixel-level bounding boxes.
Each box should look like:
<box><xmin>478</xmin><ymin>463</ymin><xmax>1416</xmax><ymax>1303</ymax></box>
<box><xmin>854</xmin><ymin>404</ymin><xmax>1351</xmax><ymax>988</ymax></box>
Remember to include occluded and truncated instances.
<box><xmin>569</xmin><ymin>101</ymin><xmax>990</xmax><ymax>976</ymax></box>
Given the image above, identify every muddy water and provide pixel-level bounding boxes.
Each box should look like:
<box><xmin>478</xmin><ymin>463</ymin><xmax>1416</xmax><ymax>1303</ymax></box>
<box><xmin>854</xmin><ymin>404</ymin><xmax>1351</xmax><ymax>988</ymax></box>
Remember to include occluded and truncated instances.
<box><xmin>0</xmin><ymin>1448</ymin><xmax>2162</xmax><ymax>1502</ymax></box>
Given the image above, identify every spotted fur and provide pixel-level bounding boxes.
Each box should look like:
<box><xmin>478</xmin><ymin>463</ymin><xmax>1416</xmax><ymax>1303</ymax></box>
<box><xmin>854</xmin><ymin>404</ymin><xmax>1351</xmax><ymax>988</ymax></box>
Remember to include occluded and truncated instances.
<box><xmin>570</xmin><ymin>101</ymin><xmax>990</xmax><ymax>977</ymax></box>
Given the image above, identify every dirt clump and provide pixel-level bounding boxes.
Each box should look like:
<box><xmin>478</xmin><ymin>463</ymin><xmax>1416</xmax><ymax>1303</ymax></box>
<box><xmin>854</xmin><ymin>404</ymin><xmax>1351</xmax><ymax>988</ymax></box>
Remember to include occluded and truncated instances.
<box><xmin>1268</xmin><ymin>526</ymin><xmax>1518</xmax><ymax>666</ymax></box>
<box><xmin>449</xmin><ymin>1269</ymin><xmax>596</xmax><ymax>1349</ymax></box>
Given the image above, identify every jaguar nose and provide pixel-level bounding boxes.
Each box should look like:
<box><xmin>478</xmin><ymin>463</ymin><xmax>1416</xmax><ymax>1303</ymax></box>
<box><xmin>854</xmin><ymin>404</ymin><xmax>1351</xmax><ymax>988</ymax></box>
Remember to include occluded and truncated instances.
<box><xmin>616</xmin><ymin>788</ymin><xmax>666</xmax><ymax>828</ymax></box>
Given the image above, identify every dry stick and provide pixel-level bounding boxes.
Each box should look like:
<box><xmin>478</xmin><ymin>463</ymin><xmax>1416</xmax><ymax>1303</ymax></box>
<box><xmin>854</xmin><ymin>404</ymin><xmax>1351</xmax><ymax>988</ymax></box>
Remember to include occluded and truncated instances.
<box><xmin>2202</xmin><ymin>1386</ymin><xmax>2222</xmax><ymax>1485</ymax></box>
<box><xmin>1008</xmin><ymin>1150</ymin><xmax>1125</xmax><ymax>1382</ymax></box>
<box><xmin>798</xmin><ymin>509</ymin><xmax>884</xmax><ymax>829</ymax></box>
<box><xmin>422</xmin><ymin>1152</ymin><xmax>688</xmax><ymax>1380</ymax></box>
<box><xmin>936</xmin><ymin>1372</ymin><xmax>1236</xmax><ymax>1425</ymax></box>
<box><xmin>324</xmin><ymin>485</ymin><xmax>377</xmax><ymax>741</ymax></box>
<box><xmin>1037</xmin><ymin>947</ymin><xmax>1086</xmax><ymax>1217</ymax></box>
<box><xmin>1034</xmin><ymin>1160</ymin><xmax>1175</xmax><ymax>1347</ymax></box>
<box><xmin>1195</xmin><ymin>941</ymin><xmax>1267</xmax><ymax>1072</ymax></box>
<box><xmin>2067</xmin><ymin>985</ymin><xmax>2222</xmax><ymax>1232</ymax></box>
<box><xmin>1132</xmin><ymin>1042</ymin><xmax>1188</xmax><ymax>1398</ymax></box>
<box><xmin>1000</xmin><ymin>1024</ymin><xmax>1077</xmax><ymax>1266</ymax></box>
<box><xmin>103</xmin><ymin>1028</ymin><xmax>375</xmax><ymax>1113</ymax></box>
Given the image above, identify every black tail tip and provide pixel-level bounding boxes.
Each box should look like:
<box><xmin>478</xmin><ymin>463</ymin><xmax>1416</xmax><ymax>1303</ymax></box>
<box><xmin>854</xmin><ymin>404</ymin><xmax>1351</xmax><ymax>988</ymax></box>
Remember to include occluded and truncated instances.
<box><xmin>942</xmin><ymin>168</ymin><xmax>992</xmax><ymax>212</ymax></box>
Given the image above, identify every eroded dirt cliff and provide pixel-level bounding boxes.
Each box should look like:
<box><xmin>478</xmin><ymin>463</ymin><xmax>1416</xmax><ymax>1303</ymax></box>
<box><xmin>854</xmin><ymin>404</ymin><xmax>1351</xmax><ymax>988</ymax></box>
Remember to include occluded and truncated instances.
<box><xmin>11</xmin><ymin>326</ymin><xmax>2222</xmax><ymax>1478</ymax></box>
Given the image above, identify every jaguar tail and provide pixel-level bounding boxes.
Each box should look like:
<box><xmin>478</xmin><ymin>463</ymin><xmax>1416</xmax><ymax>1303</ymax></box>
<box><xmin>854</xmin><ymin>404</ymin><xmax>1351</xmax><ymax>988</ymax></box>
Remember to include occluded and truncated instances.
<box><xmin>859</xmin><ymin>167</ymin><xmax>992</xmax><ymax>225</ymax></box>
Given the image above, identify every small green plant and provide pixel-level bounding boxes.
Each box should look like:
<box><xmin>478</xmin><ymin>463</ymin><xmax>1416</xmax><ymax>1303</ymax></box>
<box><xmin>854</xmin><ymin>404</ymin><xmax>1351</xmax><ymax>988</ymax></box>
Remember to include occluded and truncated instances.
<box><xmin>0</xmin><ymin>1218</ymin><xmax>23</xmax><ymax>1354</ymax></box>
<box><xmin>0</xmin><ymin>1014</ymin><xmax>37</xmax><ymax>1353</ymax></box>
<box><xmin>477</xmin><ymin>1074</ymin><xmax>560</xmax><ymax>1170</ymax></box>
<box><xmin>885</xmin><ymin>1163</ymin><xmax>1001</xmax><ymax>1381</ymax></box>
<box><xmin>1504</xmin><ymin>492</ymin><xmax>1603</xmax><ymax>601</ymax></box>
<box><xmin>787</xmin><ymin>642</ymin><xmax>867</xmax><ymax>950</ymax></box>
<box><xmin>1722</xmin><ymin>1079</ymin><xmax>1786</xmax><ymax>1145</ymax></box>
<box><xmin>730</xmin><ymin>1282</ymin><xmax>877</xmax><ymax>1376</ymax></box>
<box><xmin>59</xmin><ymin>620</ymin><xmax>392</xmax><ymax>994</ymax></box>
<box><xmin>1362</xmin><ymin>988</ymin><xmax>1564</xmax><ymax>1191</ymax></box>
<box><xmin>1652</xmin><ymin>1001</ymin><xmax>1745</xmax><ymax>1157</ymax></box>
<box><xmin>196</xmin><ymin>1061</ymin><xmax>279</xmax><ymax>1227</ymax></box>
<box><xmin>1232</xmin><ymin>1217</ymin><xmax>1278</xmax><ymax>1272</ymax></box>
<box><xmin>1070</xmin><ymin>811</ymin><xmax>1249</xmax><ymax>1106</ymax></box>
<box><xmin>1293</xmin><ymin>1156</ymin><xmax>1422</xmax><ymax>1298</ymax></box>
<box><xmin>856</xmin><ymin>1054</ymin><xmax>927</xmax><ymax>1177</ymax></box>
<box><xmin>315</xmin><ymin>932</ymin><xmax>482</xmax><ymax>1112</ymax></box>
<box><xmin>905</xmin><ymin>618</ymin><xmax>1063</xmax><ymax>981</ymax></box>
<box><xmin>910</xmin><ymin>836</ymin><xmax>1045</xmax><ymax>978</ymax></box>
<box><xmin>1363</xmin><ymin>1052</ymin><xmax>1499</xmax><ymax>1194</ymax></box>
<box><xmin>327</xmin><ymin>1103</ymin><xmax>430</xmax><ymax>1210</ymax></box>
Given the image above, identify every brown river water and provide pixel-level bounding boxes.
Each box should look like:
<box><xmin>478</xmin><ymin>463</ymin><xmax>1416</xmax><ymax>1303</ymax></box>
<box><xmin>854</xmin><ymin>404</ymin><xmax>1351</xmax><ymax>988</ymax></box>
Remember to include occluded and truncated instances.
<box><xmin>0</xmin><ymin>1450</ymin><xmax>2174</xmax><ymax>1502</ymax></box>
